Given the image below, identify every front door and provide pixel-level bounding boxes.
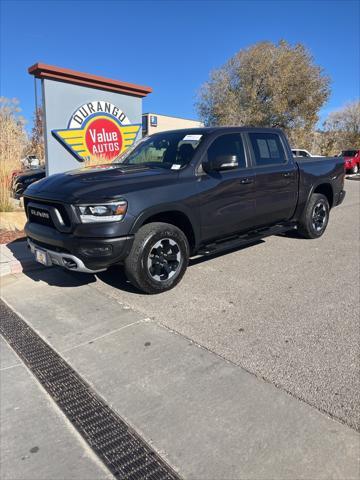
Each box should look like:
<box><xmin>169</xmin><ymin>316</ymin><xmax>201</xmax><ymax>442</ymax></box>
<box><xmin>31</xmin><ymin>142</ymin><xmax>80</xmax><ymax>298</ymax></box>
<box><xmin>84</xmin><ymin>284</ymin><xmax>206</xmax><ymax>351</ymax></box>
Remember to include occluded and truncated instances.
<box><xmin>197</xmin><ymin>132</ymin><xmax>256</xmax><ymax>242</ymax></box>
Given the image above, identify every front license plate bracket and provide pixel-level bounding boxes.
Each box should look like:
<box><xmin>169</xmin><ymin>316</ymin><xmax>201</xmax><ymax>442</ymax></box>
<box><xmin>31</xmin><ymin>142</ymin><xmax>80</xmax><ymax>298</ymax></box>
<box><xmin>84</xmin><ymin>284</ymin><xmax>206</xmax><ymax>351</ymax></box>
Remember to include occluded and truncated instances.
<box><xmin>35</xmin><ymin>248</ymin><xmax>51</xmax><ymax>266</ymax></box>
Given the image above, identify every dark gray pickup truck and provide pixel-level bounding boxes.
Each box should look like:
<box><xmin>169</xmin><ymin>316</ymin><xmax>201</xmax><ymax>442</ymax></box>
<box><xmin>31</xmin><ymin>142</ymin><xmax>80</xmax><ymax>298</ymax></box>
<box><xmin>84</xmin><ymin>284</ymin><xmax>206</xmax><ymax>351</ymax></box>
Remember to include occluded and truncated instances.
<box><xmin>24</xmin><ymin>127</ymin><xmax>345</xmax><ymax>293</ymax></box>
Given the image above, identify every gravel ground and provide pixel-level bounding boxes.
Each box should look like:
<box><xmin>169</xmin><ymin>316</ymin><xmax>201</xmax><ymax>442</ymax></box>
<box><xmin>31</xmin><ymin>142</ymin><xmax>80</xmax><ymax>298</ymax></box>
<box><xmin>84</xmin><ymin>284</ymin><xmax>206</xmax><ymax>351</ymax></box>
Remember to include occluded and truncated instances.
<box><xmin>93</xmin><ymin>178</ymin><xmax>360</xmax><ymax>431</ymax></box>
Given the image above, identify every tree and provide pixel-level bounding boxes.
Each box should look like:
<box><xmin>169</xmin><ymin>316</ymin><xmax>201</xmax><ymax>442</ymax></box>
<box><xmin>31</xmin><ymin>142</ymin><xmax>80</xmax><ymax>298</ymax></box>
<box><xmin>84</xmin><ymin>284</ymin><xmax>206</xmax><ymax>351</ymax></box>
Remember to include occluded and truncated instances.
<box><xmin>25</xmin><ymin>106</ymin><xmax>45</xmax><ymax>161</ymax></box>
<box><xmin>196</xmin><ymin>41</ymin><xmax>330</xmax><ymax>144</ymax></box>
<box><xmin>323</xmin><ymin>101</ymin><xmax>360</xmax><ymax>152</ymax></box>
<box><xmin>314</xmin><ymin>131</ymin><xmax>337</xmax><ymax>157</ymax></box>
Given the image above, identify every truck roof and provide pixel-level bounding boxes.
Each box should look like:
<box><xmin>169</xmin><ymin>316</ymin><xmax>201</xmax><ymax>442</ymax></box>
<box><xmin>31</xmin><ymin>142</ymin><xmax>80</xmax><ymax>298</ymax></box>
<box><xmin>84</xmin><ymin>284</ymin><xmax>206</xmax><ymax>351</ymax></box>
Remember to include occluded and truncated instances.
<box><xmin>148</xmin><ymin>126</ymin><xmax>284</xmax><ymax>136</ymax></box>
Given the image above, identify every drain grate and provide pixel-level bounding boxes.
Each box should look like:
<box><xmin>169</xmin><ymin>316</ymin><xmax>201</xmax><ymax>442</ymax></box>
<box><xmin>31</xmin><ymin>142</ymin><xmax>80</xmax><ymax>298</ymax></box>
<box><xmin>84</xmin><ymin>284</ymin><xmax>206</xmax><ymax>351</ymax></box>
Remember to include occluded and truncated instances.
<box><xmin>0</xmin><ymin>300</ymin><xmax>180</xmax><ymax>480</ymax></box>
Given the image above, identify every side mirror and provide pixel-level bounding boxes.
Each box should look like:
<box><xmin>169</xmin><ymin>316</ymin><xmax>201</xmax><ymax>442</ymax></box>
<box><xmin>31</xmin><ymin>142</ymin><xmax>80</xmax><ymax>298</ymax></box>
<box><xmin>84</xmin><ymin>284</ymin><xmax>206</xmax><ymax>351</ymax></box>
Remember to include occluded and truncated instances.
<box><xmin>203</xmin><ymin>155</ymin><xmax>238</xmax><ymax>173</ymax></box>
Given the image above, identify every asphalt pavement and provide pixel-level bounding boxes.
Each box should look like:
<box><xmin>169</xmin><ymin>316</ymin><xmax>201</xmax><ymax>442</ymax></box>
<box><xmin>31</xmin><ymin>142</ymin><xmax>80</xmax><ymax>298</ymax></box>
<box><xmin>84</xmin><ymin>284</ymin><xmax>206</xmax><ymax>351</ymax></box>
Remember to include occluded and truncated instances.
<box><xmin>93</xmin><ymin>177</ymin><xmax>360</xmax><ymax>431</ymax></box>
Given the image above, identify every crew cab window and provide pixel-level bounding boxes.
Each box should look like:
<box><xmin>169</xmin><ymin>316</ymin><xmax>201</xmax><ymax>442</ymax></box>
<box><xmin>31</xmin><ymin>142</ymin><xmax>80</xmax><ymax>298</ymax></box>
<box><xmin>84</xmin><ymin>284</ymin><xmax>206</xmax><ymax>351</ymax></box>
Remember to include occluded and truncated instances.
<box><xmin>249</xmin><ymin>133</ymin><xmax>287</xmax><ymax>166</ymax></box>
<box><xmin>207</xmin><ymin>134</ymin><xmax>246</xmax><ymax>168</ymax></box>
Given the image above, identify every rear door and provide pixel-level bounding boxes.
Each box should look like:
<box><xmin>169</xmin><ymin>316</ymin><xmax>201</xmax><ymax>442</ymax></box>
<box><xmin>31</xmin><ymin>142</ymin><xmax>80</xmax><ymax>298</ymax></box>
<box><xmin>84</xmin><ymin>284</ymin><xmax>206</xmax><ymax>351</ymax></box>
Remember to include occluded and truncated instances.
<box><xmin>197</xmin><ymin>132</ymin><xmax>256</xmax><ymax>242</ymax></box>
<box><xmin>247</xmin><ymin>131</ymin><xmax>298</xmax><ymax>227</ymax></box>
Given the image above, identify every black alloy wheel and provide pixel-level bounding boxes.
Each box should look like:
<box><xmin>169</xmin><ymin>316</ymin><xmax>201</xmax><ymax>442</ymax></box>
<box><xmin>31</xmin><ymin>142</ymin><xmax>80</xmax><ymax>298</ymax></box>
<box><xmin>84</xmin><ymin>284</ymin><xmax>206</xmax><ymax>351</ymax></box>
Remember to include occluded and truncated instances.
<box><xmin>311</xmin><ymin>201</ymin><xmax>328</xmax><ymax>233</ymax></box>
<box><xmin>147</xmin><ymin>238</ymin><xmax>181</xmax><ymax>282</ymax></box>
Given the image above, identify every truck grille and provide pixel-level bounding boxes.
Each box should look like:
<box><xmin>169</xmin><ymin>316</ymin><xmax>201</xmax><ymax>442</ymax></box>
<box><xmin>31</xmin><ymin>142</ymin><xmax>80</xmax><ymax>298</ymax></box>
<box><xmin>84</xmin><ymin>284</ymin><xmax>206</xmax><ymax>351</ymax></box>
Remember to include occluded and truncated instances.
<box><xmin>24</xmin><ymin>197</ymin><xmax>72</xmax><ymax>230</ymax></box>
<box><xmin>28</xmin><ymin>206</ymin><xmax>55</xmax><ymax>228</ymax></box>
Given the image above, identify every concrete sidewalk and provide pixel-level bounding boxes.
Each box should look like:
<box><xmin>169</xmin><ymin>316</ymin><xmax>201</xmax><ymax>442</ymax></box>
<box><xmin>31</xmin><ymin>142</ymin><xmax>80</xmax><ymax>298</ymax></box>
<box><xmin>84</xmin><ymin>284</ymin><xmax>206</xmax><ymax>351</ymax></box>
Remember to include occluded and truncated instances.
<box><xmin>0</xmin><ymin>240</ymin><xmax>40</xmax><ymax>277</ymax></box>
<box><xmin>1</xmin><ymin>270</ymin><xmax>359</xmax><ymax>480</ymax></box>
<box><xmin>0</xmin><ymin>337</ymin><xmax>112</xmax><ymax>480</ymax></box>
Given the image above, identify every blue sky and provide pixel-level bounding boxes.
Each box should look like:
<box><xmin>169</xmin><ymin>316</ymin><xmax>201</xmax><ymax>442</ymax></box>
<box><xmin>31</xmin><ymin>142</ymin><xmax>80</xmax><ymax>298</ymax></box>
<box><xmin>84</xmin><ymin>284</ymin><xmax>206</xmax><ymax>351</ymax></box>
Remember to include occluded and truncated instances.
<box><xmin>1</xmin><ymin>0</ymin><xmax>359</xmax><ymax>129</ymax></box>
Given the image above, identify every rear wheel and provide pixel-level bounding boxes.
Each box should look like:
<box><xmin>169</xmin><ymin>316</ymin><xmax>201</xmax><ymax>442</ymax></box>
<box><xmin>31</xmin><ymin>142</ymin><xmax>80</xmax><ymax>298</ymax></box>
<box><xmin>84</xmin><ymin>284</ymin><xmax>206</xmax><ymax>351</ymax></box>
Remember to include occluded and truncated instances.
<box><xmin>124</xmin><ymin>222</ymin><xmax>189</xmax><ymax>294</ymax></box>
<box><xmin>298</xmin><ymin>193</ymin><xmax>330</xmax><ymax>239</ymax></box>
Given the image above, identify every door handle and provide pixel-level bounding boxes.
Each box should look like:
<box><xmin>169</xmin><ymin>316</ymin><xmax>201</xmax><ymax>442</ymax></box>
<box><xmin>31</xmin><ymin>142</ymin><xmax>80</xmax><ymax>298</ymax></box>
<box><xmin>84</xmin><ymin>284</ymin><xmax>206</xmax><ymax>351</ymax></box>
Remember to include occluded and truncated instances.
<box><xmin>239</xmin><ymin>177</ymin><xmax>254</xmax><ymax>184</ymax></box>
<box><xmin>282</xmin><ymin>172</ymin><xmax>294</xmax><ymax>177</ymax></box>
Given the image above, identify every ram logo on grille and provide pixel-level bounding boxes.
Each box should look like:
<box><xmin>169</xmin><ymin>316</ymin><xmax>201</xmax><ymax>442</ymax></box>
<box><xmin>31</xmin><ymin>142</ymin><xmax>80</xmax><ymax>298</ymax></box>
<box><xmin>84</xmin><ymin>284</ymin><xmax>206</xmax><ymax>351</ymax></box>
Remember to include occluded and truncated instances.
<box><xmin>30</xmin><ymin>208</ymin><xmax>50</xmax><ymax>219</ymax></box>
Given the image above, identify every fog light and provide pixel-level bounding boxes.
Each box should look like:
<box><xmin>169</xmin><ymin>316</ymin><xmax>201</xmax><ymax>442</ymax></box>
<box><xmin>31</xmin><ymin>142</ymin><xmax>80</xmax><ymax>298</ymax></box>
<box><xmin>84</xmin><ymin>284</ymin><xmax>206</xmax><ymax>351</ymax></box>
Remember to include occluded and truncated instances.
<box><xmin>80</xmin><ymin>245</ymin><xmax>113</xmax><ymax>257</ymax></box>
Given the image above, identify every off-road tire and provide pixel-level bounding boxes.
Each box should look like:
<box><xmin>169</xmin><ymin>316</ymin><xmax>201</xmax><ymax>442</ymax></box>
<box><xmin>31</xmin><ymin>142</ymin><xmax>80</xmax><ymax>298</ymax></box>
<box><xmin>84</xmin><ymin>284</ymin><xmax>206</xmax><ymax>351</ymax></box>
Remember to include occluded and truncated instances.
<box><xmin>124</xmin><ymin>222</ymin><xmax>189</xmax><ymax>294</ymax></box>
<box><xmin>298</xmin><ymin>193</ymin><xmax>330</xmax><ymax>239</ymax></box>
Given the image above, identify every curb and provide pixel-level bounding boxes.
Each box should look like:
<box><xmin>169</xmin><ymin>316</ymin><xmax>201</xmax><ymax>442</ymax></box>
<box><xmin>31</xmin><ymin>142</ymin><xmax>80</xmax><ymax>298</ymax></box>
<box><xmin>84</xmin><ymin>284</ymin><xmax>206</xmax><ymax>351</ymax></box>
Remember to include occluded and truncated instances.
<box><xmin>0</xmin><ymin>240</ymin><xmax>44</xmax><ymax>278</ymax></box>
<box><xmin>0</xmin><ymin>259</ymin><xmax>44</xmax><ymax>278</ymax></box>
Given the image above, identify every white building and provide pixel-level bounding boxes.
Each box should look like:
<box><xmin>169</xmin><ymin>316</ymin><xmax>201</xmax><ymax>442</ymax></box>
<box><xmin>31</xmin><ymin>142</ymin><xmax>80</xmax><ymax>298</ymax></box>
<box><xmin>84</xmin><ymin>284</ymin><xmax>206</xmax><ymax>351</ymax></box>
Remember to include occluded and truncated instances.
<box><xmin>142</xmin><ymin>113</ymin><xmax>204</xmax><ymax>136</ymax></box>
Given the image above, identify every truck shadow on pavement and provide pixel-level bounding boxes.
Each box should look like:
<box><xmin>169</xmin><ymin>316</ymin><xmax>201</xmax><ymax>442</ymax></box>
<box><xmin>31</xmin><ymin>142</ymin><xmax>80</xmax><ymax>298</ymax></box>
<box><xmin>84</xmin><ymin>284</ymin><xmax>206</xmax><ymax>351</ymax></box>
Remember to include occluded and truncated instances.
<box><xmin>9</xmin><ymin>238</ymin><xmax>264</xmax><ymax>294</ymax></box>
<box><xmin>97</xmin><ymin>240</ymin><xmax>265</xmax><ymax>294</ymax></box>
<box><xmin>188</xmin><ymin>239</ymin><xmax>264</xmax><ymax>266</ymax></box>
<box><xmin>4</xmin><ymin>240</ymin><xmax>136</xmax><ymax>293</ymax></box>
<box><xmin>5</xmin><ymin>240</ymin><xmax>97</xmax><ymax>288</ymax></box>
<box><xmin>24</xmin><ymin>265</ymin><xmax>97</xmax><ymax>288</ymax></box>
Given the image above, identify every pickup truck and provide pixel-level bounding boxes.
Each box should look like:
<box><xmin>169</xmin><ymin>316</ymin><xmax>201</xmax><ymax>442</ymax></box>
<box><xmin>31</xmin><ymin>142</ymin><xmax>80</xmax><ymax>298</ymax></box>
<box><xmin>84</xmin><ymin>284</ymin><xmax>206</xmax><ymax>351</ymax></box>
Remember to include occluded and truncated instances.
<box><xmin>11</xmin><ymin>167</ymin><xmax>46</xmax><ymax>199</ymax></box>
<box><xmin>291</xmin><ymin>148</ymin><xmax>321</xmax><ymax>158</ymax></box>
<box><xmin>24</xmin><ymin>127</ymin><xmax>345</xmax><ymax>293</ymax></box>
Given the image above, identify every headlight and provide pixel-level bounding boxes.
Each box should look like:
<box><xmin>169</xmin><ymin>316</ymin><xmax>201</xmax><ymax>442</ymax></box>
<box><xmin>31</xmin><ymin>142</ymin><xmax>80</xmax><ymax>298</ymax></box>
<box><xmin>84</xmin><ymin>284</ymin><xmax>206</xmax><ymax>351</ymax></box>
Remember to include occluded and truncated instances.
<box><xmin>77</xmin><ymin>201</ymin><xmax>127</xmax><ymax>223</ymax></box>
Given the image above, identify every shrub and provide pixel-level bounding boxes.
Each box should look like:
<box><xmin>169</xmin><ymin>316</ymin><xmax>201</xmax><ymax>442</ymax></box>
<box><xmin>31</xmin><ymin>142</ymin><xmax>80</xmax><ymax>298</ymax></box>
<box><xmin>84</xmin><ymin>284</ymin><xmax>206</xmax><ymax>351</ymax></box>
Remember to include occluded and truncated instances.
<box><xmin>0</xmin><ymin>97</ymin><xmax>27</xmax><ymax>212</ymax></box>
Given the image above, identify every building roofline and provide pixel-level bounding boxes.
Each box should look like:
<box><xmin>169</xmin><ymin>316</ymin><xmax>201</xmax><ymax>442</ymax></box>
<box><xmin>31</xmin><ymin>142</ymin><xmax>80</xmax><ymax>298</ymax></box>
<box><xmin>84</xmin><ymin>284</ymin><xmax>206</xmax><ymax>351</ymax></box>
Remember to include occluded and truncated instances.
<box><xmin>142</xmin><ymin>112</ymin><xmax>203</xmax><ymax>123</ymax></box>
<box><xmin>28</xmin><ymin>63</ymin><xmax>152</xmax><ymax>98</ymax></box>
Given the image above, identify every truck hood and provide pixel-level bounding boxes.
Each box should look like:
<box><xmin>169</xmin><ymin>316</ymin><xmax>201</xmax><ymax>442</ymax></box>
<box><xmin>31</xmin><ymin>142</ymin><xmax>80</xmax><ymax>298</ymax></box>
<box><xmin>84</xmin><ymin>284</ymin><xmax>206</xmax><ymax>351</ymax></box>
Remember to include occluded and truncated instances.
<box><xmin>25</xmin><ymin>163</ymin><xmax>178</xmax><ymax>203</ymax></box>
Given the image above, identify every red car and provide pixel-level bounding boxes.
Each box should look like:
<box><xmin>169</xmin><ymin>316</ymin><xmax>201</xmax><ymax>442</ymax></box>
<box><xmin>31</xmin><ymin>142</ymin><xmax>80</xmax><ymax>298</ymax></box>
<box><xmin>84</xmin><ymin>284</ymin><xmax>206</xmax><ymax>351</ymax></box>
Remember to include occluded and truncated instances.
<box><xmin>341</xmin><ymin>149</ymin><xmax>360</xmax><ymax>174</ymax></box>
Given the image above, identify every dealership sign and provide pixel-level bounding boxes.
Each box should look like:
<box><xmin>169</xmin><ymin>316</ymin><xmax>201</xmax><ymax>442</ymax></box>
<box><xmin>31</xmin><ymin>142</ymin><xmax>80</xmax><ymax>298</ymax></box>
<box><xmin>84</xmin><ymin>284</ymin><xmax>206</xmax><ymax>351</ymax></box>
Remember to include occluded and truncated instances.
<box><xmin>52</xmin><ymin>101</ymin><xmax>141</xmax><ymax>162</ymax></box>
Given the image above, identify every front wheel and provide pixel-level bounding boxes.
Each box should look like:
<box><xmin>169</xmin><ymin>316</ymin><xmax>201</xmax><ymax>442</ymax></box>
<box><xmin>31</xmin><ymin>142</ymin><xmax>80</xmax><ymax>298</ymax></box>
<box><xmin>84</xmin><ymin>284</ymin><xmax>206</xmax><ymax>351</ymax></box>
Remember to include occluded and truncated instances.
<box><xmin>298</xmin><ymin>193</ymin><xmax>330</xmax><ymax>239</ymax></box>
<box><xmin>124</xmin><ymin>222</ymin><xmax>189</xmax><ymax>294</ymax></box>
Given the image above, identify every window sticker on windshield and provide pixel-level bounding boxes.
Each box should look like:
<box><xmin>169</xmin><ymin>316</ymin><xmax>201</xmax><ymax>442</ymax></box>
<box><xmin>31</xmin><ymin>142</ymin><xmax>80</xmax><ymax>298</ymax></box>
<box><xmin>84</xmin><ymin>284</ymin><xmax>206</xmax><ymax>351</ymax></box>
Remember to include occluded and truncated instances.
<box><xmin>182</xmin><ymin>134</ymin><xmax>202</xmax><ymax>142</ymax></box>
<box><xmin>171</xmin><ymin>164</ymin><xmax>181</xmax><ymax>170</ymax></box>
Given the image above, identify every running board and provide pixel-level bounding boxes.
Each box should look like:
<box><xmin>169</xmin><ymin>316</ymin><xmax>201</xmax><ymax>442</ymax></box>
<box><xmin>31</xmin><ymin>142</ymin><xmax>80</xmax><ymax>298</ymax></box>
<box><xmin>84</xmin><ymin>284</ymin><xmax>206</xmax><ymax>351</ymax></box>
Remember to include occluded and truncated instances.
<box><xmin>198</xmin><ymin>223</ymin><xmax>297</xmax><ymax>256</ymax></box>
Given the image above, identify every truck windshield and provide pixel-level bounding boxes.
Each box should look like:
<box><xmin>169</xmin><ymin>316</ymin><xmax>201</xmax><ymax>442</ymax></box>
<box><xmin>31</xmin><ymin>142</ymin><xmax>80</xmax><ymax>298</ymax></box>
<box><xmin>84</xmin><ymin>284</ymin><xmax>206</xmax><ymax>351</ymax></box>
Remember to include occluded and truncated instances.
<box><xmin>341</xmin><ymin>150</ymin><xmax>357</xmax><ymax>157</ymax></box>
<box><xmin>113</xmin><ymin>131</ymin><xmax>204</xmax><ymax>169</ymax></box>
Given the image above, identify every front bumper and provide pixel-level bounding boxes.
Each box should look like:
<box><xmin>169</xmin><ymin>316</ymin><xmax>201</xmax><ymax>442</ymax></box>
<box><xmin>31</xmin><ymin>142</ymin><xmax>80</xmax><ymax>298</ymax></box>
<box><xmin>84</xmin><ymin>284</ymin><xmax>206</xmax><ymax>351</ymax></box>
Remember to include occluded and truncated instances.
<box><xmin>28</xmin><ymin>239</ymin><xmax>105</xmax><ymax>273</ymax></box>
<box><xmin>25</xmin><ymin>221</ymin><xmax>134</xmax><ymax>272</ymax></box>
